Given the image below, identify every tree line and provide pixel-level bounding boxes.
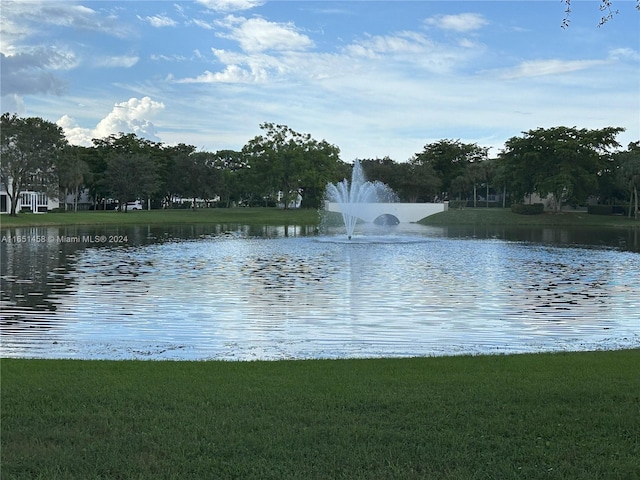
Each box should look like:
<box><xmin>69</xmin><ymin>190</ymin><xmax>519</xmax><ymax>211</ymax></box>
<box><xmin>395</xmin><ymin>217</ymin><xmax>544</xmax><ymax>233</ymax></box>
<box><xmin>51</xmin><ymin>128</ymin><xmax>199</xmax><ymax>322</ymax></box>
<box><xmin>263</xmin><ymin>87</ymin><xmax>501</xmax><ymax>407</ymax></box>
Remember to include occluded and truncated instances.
<box><xmin>1</xmin><ymin>113</ymin><xmax>638</xmax><ymax>218</ymax></box>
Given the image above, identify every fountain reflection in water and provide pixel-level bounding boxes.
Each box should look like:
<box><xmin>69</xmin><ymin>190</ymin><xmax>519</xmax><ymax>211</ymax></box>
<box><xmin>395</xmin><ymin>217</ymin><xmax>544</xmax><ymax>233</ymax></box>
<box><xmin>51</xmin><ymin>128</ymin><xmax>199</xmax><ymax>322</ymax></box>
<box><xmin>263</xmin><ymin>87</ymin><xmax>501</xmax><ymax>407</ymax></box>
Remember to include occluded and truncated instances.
<box><xmin>325</xmin><ymin>160</ymin><xmax>397</xmax><ymax>239</ymax></box>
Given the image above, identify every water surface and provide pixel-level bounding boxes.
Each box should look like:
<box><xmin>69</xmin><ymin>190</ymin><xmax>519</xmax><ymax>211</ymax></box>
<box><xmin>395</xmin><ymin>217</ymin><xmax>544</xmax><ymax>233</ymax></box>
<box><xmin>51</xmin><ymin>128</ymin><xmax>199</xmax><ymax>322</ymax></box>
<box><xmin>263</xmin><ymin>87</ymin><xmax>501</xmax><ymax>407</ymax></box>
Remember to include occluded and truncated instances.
<box><xmin>1</xmin><ymin>223</ymin><xmax>638</xmax><ymax>360</ymax></box>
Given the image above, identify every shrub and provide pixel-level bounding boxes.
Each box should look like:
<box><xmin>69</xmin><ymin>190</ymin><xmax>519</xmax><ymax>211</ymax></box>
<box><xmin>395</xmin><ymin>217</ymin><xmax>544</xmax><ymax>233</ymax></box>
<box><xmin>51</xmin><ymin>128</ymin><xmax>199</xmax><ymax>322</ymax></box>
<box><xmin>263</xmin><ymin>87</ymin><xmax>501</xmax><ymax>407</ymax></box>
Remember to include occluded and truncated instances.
<box><xmin>511</xmin><ymin>203</ymin><xmax>544</xmax><ymax>215</ymax></box>
<box><xmin>448</xmin><ymin>200</ymin><xmax>466</xmax><ymax>209</ymax></box>
<box><xmin>588</xmin><ymin>205</ymin><xmax>613</xmax><ymax>215</ymax></box>
<box><xmin>588</xmin><ymin>205</ymin><xmax>628</xmax><ymax>216</ymax></box>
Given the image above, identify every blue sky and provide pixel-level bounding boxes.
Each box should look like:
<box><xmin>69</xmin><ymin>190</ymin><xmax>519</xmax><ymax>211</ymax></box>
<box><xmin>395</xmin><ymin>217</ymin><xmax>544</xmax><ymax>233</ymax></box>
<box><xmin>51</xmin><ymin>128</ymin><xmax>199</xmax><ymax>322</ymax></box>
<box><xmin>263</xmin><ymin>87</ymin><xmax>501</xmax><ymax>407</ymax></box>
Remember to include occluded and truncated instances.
<box><xmin>2</xmin><ymin>0</ymin><xmax>638</xmax><ymax>161</ymax></box>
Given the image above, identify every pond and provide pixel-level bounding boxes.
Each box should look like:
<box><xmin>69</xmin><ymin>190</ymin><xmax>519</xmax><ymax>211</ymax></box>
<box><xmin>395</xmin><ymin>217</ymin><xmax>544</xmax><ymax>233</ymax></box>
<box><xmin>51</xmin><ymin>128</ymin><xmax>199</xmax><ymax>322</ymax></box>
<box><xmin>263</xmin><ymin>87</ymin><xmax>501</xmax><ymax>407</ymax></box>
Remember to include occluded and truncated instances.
<box><xmin>1</xmin><ymin>223</ymin><xmax>638</xmax><ymax>360</ymax></box>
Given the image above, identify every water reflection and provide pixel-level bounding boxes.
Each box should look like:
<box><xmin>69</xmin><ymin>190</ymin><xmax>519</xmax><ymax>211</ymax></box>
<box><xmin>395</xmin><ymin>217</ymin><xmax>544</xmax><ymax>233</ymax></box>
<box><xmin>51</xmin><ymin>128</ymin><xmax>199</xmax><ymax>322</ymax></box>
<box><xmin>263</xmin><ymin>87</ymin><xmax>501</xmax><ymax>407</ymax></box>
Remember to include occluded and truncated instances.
<box><xmin>439</xmin><ymin>224</ymin><xmax>640</xmax><ymax>252</ymax></box>
<box><xmin>1</xmin><ymin>223</ymin><xmax>638</xmax><ymax>360</ymax></box>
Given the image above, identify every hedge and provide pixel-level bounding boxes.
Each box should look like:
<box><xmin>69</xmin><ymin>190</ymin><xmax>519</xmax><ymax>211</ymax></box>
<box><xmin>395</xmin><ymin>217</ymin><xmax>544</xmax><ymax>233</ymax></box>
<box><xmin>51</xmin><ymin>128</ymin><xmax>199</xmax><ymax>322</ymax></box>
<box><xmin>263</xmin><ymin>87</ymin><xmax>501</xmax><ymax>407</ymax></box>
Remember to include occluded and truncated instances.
<box><xmin>511</xmin><ymin>203</ymin><xmax>544</xmax><ymax>215</ymax></box>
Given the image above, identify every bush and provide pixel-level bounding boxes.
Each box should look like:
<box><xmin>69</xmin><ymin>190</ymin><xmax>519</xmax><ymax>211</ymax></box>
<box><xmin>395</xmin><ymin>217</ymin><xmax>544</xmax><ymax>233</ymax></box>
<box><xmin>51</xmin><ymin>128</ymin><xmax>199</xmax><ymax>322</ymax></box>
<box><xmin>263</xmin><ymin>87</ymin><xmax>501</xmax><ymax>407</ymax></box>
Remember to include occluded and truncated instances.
<box><xmin>465</xmin><ymin>201</ymin><xmax>503</xmax><ymax>208</ymax></box>
<box><xmin>588</xmin><ymin>205</ymin><xmax>613</xmax><ymax>215</ymax></box>
<box><xmin>588</xmin><ymin>205</ymin><xmax>628</xmax><ymax>216</ymax></box>
<box><xmin>448</xmin><ymin>200</ymin><xmax>466</xmax><ymax>209</ymax></box>
<box><xmin>511</xmin><ymin>203</ymin><xmax>544</xmax><ymax>215</ymax></box>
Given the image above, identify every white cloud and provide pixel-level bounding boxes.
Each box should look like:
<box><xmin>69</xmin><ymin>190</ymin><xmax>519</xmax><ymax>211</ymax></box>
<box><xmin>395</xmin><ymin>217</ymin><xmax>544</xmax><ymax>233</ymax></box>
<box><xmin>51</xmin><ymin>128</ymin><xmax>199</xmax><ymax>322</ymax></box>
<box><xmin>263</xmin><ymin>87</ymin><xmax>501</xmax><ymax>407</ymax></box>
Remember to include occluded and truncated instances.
<box><xmin>174</xmin><ymin>15</ymin><xmax>317</xmax><ymax>83</ymax></box>
<box><xmin>1</xmin><ymin>1</ymin><xmax>131</xmax><ymax>52</ymax></box>
<box><xmin>192</xmin><ymin>18</ymin><xmax>215</xmax><ymax>30</ymax></box>
<box><xmin>498</xmin><ymin>59</ymin><xmax>609</xmax><ymax>79</ymax></box>
<box><xmin>215</xmin><ymin>15</ymin><xmax>314</xmax><ymax>53</ymax></box>
<box><xmin>173</xmin><ymin>25</ymin><xmax>472</xmax><ymax>85</ymax></box>
<box><xmin>177</xmin><ymin>65</ymin><xmax>258</xmax><ymax>83</ymax></box>
<box><xmin>195</xmin><ymin>0</ymin><xmax>264</xmax><ymax>12</ymax></box>
<box><xmin>608</xmin><ymin>48</ymin><xmax>640</xmax><ymax>61</ymax></box>
<box><xmin>342</xmin><ymin>31</ymin><xmax>472</xmax><ymax>74</ymax></box>
<box><xmin>58</xmin><ymin>96</ymin><xmax>165</xmax><ymax>145</ymax></box>
<box><xmin>345</xmin><ymin>31</ymin><xmax>435</xmax><ymax>58</ymax></box>
<box><xmin>425</xmin><ymin>13</ymin><xmax>488</xmax><ymax>32</ymax></box>
<box><xmin>138</xmin><ymin>15</ymin><xmax>178</xmax><ymax>28</ymax></box>
<box><xmin>93</xmin><ymin>55</ymin><xmax>140</xmax><ymax>68</ymax></box>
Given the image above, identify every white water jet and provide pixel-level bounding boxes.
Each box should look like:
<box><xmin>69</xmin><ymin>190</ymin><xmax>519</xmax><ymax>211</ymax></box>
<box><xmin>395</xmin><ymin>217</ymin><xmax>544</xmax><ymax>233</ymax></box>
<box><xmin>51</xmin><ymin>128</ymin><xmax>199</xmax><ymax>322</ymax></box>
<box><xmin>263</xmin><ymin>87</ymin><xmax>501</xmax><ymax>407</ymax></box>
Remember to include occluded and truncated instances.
<box><xmin>325</xmin><ymin>160</ymin><xmax>397</xmax><ymax>239</ymax></box>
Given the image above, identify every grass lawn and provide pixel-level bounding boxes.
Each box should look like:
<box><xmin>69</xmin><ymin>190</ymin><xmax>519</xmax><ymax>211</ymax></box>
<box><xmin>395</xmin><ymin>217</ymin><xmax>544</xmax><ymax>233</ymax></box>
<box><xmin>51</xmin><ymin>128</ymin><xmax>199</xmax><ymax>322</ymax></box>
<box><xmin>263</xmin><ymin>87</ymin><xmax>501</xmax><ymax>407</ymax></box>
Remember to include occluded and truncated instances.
<box><xmin>420</xmin><ymin>208</ymin><xmax>639</xmax><ymax>228</ymax></box>
<box><xmin>2</xmin><ymin>350</ymin><xmax>639</xmax><ymax>479</ymax></box>
<box><xmin>0</xmin><ymin>208</ymin><xmax>321</xmax><ymax>228</ymax></box>
<box><xmin>2</xmin><ymin>207</ymin><xmax>638</xmax><ymax>229</ymax></box>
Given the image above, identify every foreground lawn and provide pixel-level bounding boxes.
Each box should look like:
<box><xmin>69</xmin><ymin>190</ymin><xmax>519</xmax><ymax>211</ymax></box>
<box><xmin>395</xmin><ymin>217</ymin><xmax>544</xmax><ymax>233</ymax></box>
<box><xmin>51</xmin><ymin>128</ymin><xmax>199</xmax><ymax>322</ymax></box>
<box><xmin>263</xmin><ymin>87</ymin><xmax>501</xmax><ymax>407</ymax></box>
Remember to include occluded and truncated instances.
<box><xmin>2</xmin><ymin>350</ymin><xmax>639</xmax><ymax>479</ymax></box>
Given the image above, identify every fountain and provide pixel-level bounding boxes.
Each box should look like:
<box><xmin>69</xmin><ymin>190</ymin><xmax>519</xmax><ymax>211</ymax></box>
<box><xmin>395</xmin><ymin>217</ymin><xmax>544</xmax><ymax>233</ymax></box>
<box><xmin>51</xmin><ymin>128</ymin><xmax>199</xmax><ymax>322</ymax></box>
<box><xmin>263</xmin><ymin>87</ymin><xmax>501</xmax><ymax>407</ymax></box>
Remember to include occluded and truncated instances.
<box><xmin>325</xmin><ymin>160</ymin><xmax>397</xmax><ymax>239</ymax></box>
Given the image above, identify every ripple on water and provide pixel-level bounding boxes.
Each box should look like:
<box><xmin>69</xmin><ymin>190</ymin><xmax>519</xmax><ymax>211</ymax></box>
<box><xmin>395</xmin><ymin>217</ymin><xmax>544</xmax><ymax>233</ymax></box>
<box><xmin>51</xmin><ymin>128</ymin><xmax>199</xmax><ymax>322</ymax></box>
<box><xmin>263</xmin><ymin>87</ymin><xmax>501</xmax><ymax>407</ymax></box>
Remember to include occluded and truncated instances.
<box><xmin>1</xmin><ymin>231</ymin><xmax>639</xmax><ymax>360</ymax></box>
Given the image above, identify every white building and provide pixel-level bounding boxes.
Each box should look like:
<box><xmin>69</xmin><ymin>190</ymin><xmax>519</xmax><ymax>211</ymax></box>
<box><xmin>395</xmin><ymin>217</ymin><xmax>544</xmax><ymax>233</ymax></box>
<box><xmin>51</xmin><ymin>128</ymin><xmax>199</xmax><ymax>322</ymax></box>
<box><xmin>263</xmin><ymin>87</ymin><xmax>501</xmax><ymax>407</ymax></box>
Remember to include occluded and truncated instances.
<box><xmin>0</xmin><ymin>180</ymin><xmax>59</xmax><ymax>214</ymax></box>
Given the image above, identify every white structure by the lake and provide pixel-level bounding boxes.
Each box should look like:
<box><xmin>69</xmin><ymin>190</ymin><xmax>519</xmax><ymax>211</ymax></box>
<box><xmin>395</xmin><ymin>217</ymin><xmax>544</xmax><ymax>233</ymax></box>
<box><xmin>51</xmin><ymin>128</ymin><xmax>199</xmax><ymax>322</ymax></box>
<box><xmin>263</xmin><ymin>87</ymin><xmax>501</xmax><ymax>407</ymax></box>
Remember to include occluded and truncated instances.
<box><xmin>325</xmin><ymin>201</ymin><xmax>448</xmax><ymax>224</ymax></box>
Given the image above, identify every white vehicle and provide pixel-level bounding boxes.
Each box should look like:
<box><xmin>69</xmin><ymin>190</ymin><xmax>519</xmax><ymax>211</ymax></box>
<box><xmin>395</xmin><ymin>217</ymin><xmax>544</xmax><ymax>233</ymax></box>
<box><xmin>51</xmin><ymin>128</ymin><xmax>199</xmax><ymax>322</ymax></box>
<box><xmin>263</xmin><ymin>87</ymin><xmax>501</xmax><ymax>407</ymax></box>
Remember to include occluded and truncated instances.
<box><xmin>117</xmin><ymin>200</ymin><xmax>143</xmax><ymax>211</ymax></box>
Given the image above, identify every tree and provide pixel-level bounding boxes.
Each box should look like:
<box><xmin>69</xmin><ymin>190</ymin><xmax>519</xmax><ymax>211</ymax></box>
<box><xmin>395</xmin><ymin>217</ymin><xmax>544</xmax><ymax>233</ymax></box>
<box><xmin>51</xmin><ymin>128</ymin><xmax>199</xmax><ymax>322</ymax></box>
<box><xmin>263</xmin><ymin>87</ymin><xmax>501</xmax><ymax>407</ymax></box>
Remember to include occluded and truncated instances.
<box><xmin>103</xmin><ymin>153</ymin><xmax>160</xmax><ymax>212</ymax></box>
<box><xmin>243</xmin><ymin>123</ymin><xmax>340</xmax><ymax>209</ymax></box>
<box><xmin>298</xmin><ymin>138</ymin><xmax>341</xmax><ymax>209</ymax></box>
<box><xmin>1</xmin><ymin>113</ymin><xmax>67</xmax><ymax>215</ymax></box>
<box><xmin>57</xmin><ymin>145</ymin><xmax>91</xmax><ymax>211</ymax></box>
<box><xmin>162</xmin><ymin>143</ymin><xmax>198</xmax><ymax>207</ymax></box>
<box><xmin>211</xmin><ymin>149</ymin><xmax>247</xmax><ymax>208</ymax></box>
<box><xmin>359</xmin><ymin>157</ymin><xmax>397</xmax><ymax>187</ymax></box>
<box><xmin>500</xmin><ymin>126</ymin><xmax>623</xmax><ymax>211</ymax></box>
<box><xmin>401</xmin><ymin>160</ymin><xmax>441</xmax><ymax>203</ymax></box>
<box><xmin>412</xmin><ymin>140</ymin><xmax>487</xmax><ymax>200</ymax></box>
<box><xmin>465</xmin><ymin>161</ymin><xmax>490</xmax><ymax>208</ymax></box>
<box><xmin>186</xmin><ymin>152</ymin><xmax>222</xmax><ymax>207</ymax></box>
<box><xmin>616</xmin><ymin>142</ymin><xmax>640</xmax><ymax>220</ymax></box>
<box><xmin>92</xmin><ymin>132</ymin><xmax>164</xmax><ymax>209</ymax></box>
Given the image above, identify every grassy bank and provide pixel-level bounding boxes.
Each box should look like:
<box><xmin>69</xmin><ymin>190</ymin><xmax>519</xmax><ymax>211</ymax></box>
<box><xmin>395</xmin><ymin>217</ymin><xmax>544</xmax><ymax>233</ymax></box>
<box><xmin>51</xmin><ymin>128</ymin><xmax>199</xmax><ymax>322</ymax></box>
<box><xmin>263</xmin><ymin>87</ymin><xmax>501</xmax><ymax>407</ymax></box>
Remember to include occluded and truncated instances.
<box><xmin>420</xmin><ymin>208</ymin><xmax>639</xmax><ymax>228</ymax></box>
<box><xmin>0</xmin><ymin>208</ymin><xmax>321</xmax><ymax>229</ymax></box>
<box><xmin>2</xmin><ymin>350</ymin><xmax>639</xmax><ymax>479</ymax></box>
<box><xmin>2</xmin><ymin>207</ymin><xmax>638</xmax><ymax>229</ymax></box>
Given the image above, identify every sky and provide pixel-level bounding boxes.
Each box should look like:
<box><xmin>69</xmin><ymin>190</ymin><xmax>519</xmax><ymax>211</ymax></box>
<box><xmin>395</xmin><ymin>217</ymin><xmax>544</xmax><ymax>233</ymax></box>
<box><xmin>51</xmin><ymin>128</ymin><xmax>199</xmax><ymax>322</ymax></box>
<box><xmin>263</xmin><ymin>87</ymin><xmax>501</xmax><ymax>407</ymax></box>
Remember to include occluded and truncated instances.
<box><xmin>1</xmin><ymin>0</ymin><xmax>639</xmax><ymax>162</ymax></box>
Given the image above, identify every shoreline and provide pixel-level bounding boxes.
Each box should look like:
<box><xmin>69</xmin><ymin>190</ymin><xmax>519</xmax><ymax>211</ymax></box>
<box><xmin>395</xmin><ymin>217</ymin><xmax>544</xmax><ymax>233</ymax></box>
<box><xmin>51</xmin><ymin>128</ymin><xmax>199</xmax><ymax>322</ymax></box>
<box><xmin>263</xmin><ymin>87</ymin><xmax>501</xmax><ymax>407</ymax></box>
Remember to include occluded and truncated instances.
<box><xmin>1</xmin><ymin>206</ymin><xmax>638</xmax><ymax>229</ymax></box>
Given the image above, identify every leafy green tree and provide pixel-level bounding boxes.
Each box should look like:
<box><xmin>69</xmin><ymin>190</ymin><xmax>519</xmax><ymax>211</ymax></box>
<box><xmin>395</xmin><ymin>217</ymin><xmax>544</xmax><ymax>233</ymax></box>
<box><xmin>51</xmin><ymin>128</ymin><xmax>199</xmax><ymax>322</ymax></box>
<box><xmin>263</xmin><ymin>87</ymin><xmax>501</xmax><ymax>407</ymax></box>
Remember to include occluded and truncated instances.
<box><xmin>298</xmin><ymin>139</ymin><xmax>341</xmax><ymax>209</ymax></box>
<box><xmin>1</xmin><ymin>113</ymin><xmax>67</xmax><ymax>215</ymax></box>
<box><xmin>161</xmin><ymin>143</ymin><xmax>198</xmax><ymax>207</ymax></box>
<box><xmin>359</xmin><ymin>157</ymin><xmax>397</xmax><ymax>187</ymax></box>
<box><xmin>103</xmin><ymin>153</ymin><xmax>160</xmax><ymax>212</ymax></box>
<box><xmin>616</xmin><ymin>142</ymin><xmax>640</xmax><ymax>220</ymax></box>
<box><xmin>186</xmin><ymin>152</ymin><xmax>222</xmax><ymax>207</ymax></box>
<box><xmin>211</xmin><ymin>149</ymin><xmax>247</xmax><ymax>208</ymax></box>
<box><xmin>479</xmin><ymin>158</ymin><xmax>499</xmax><ymax>207</ymax></box>
<box><xmin>57</xmin><ymin>145</ymin><xmax>91</xmax><ymax>211</ymax></box>
<box><xmin>83</xmin><ymin>146</ymin><xmax>109</xmax><ymax>209</ymax></box>
<box><xmin>243</xmin><ymin>123</ymin><xmax>340</xmax><ymax>209</ymax></box>
<box><xmin>500</xmin><ymin>126</ymin><xmax>623</xmax><ymax>211</ymax></box>
<box><xmin>465</xmin><ymin>161</ymin><xmax>489</xmax><ymax>207</ymax></box>
<box><xmin>88</xmin><ymin>133</ymin><xmax>162</xmax><ymax>208</ymax></box>
<box><xmin>411</xmin><ymin>140</ymin><xmax>487</xmax><ymax>200</ymax></box>
<box><xmin>400</xmin><ymin>158</ymin><xmax>441</xmax><ymax>203</ymax></box>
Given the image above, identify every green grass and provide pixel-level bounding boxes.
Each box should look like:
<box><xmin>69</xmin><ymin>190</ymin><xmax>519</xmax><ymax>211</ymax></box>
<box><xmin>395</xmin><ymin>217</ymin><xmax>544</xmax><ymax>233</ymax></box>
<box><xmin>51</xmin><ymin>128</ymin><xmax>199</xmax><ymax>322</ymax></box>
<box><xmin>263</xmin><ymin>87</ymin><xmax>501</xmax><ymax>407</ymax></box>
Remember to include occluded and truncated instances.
<box><xmin>2</xmin><ymin>350</ymin><xmax>639</xmax><ymax>479</ymax></box>
<box><xmin>420</xmin><ymin>208</ymin><xmax>639</xmax><ymax>228</ymax></box>
<box><xmin>0</xmin><ymin>208</ymin><xmax>321</xmax><ymax>228</ymax></box>
<box><xmin>2</xmin><ymin>206</ymin><xmax>638</xmax><ymax>229</ymax></box>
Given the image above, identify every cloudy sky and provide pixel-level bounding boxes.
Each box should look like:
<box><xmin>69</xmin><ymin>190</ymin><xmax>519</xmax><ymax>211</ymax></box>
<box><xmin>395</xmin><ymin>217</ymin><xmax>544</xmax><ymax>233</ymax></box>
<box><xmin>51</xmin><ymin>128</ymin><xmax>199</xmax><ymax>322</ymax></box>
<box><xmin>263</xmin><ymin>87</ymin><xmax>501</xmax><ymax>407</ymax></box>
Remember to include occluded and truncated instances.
<box><xmin>1</xmin><ymin>0</ymin><xmax>638</xmax><ymax>161</ymax></box>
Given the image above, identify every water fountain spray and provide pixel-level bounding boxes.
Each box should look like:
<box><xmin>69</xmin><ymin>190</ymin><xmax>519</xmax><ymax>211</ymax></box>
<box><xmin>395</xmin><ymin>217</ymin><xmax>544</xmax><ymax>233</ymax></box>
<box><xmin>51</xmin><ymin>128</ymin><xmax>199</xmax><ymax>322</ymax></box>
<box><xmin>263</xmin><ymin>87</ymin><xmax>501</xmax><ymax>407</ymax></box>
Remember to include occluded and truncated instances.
<box><xmin>325</xmin><ymin>160</ymin><xmax>396</xmax><ymax>239</ymax></box>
